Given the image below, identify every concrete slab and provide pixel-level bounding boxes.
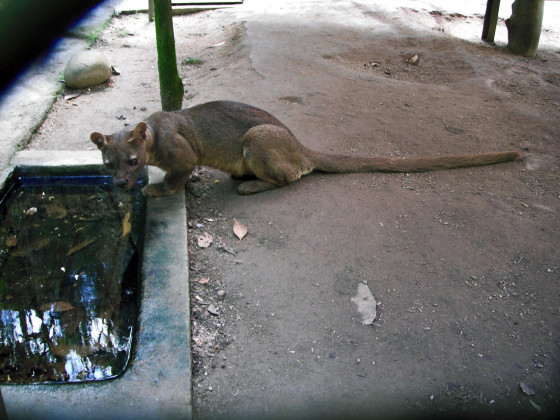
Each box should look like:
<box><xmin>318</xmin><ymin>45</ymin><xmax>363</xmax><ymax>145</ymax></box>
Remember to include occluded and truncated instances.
<box><xmin>1</xmin><ymin>151</ymin><xmax>191</xmax><ymax>420</ymax></box>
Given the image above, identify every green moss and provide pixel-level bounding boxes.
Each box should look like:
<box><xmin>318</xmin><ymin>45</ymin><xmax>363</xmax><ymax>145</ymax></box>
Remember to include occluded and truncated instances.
<box><xmin>181</xmin><ymin>57</ymin><xmax>203</xmax><ymax>66</ymax></box>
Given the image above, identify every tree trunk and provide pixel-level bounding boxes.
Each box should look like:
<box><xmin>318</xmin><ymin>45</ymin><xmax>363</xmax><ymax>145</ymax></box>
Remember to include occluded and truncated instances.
<box><xmin>505</xmin><ymin>0</ymin><xmax>545</xmax><ymax>57</ymax></box>
<box><xmin>153</xmin><ymin>0</ymin><xmax>183</xmax><ymax>111</ymax></box>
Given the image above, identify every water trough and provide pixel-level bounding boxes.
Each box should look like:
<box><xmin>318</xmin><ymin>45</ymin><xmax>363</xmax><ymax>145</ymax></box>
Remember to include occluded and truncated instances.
<box><xmin>0</xmin><ymin>150</ymin><xmax>191</xmax><ymax>419</ymax></box>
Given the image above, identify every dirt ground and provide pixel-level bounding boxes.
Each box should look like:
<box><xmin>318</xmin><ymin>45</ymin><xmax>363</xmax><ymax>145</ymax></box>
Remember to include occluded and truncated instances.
<box><xmin>27</xmin><ymin>0</ymin><xmax>559</xmax><ymax>418</ymax></box>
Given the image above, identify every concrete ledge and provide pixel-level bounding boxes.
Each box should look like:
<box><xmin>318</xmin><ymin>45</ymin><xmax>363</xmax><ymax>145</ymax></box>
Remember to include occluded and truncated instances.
<box><xmin>1</xmin><ymin>151</ymin><xmax>191</xmax><ymax>420</ymax></box>
<box><xmin>8</xmin><ymin>150</ymin><xmax>104</xmax><ymax>168</ymax></box>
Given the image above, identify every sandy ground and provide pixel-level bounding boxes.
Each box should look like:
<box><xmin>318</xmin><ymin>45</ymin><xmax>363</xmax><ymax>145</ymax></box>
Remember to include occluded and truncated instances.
<box><xmin>27</xmin><ymin>0</ymin><xmax>559</xmax><ymax>418</ymax></box>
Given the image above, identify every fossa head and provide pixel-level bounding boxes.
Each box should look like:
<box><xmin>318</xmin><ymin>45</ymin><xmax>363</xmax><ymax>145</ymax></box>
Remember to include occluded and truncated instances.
<box><xmin>90</xmin><ymin>122</ymin><xmax>151</xmax><ymax>190</ymax></box>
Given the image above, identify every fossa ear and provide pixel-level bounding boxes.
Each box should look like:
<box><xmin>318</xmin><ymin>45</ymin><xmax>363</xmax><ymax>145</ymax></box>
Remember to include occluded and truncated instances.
<box><xmin>90</xmin><ymin>132</ymin><xmax>110</xmax><ymax>150</ymax></box>
<box><xmin>131</xmin><ymin>121</ymin><xmax>149</xmax><ymax>142</ymax></box>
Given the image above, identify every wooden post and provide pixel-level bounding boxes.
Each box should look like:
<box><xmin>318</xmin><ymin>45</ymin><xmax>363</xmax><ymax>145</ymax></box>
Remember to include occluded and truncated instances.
<box><xmin>153</xmin><ymin>0</ymin><xmax>184</xmax><ymax>111</ymax></box>
<box><xmin>506</xmin><ymin>0</ymin><xmax>545</xmax><ymax>57</ymax></box>
<box><xmin>482</xmin><ymin>0</ymin><xmax>501</xmax><ymax>42</ymax></box>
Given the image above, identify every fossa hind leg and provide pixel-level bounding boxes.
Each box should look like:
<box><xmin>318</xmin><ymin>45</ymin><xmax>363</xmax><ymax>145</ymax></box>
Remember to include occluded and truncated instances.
<box><xmin>237</xmin><ymin>125</ymin><xmax>313</xmax><ymax>195</ymax></box>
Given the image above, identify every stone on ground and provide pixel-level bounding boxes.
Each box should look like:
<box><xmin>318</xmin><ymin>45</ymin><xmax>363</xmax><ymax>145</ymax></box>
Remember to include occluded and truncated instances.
<box><xmin>64</xmin><ymin>50</ymin><xmax>111</xmax><ymax>88</ymax></box>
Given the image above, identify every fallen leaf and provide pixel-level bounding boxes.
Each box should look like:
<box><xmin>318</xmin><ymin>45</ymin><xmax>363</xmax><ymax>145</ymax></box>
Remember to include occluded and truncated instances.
<box><xmin>64</xmin><ymin>93</ymin><xmax>81</xmax><ymax>101</ymax></box>
<box><xmin>25</xmin><ymin>207</ymin><xmax>37</xmax><ymax>216</ymax></box>
<box><xmin>43</xmin><ymin>203</ymin><xmax>67</xmax><ymax>219</ymax></box>
<box><xmin>520</xmin><ymin>382</ymin><xmax>536</xmax><ymax>396</ymax></box>
<box><xmin>198</xmin><ymin>277</ymin><xmax>210</xmax><ymax>284</ymax></box>
<box><xmin>445</xmin><ymin>125</ymin><xmax>466</xmax><ymax>135</ymax></box>
<box><xmin>6</xmin><ymin>234</ymin><xmax>17</xmax><ymax>247</ymax></box>
<box><xmin>78</xmin><ymin>215</ymin><xmax>100</xmax><ymax>222</ymax></box>
<box><xmin>119</xmin><ymin>211</ymin><xmax>132</xmax><ymax>239</ymax></box>
<box><xmin>406</xmin><ymin>53</ymin><xmax>419</xmax><ymax>64</ymax></box>
<box><xmin>10</xmin><ymin>237</ymin><xmax>51</xmax><ymax>256</ymax></box>
<box><xmin>351</xmin><ymin>283</ymin><xmax>377</xmax><ymax>325</ymax></box>
<box><xmin>197</xmin><ymin>232</ymin><xmax>213</xmax><ymax>248</ymax></box>
<box><xmin>67</xmin><ymin>238</ymin><xmax>97</xmax><ymax>256</ymax></box>
<box><xmin>233</xmin><ymin>219</ymin><xmax>248</xmax><ymax>242</ymax></box>
<box><xmin>39</xmin><ymin>301</ymin><xmax>75</xmax><ymax>312</ymax></box>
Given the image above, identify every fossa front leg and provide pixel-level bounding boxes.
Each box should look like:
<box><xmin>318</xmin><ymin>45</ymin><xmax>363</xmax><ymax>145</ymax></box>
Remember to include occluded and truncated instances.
<box><xmin>142</xmin><ymin>168</ymin><xmax>193</xmax><ymax>197</ymax></box>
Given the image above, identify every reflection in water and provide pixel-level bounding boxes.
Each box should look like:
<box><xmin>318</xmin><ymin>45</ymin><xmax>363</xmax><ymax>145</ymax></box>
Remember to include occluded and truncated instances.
<box><xmin>0</xmin><ymin>177</ymin><xmax>144</xmax><ymax>383</ymax></box>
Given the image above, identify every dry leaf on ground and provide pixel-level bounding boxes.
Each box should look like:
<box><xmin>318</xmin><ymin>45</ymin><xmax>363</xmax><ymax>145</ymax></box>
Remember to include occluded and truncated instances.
<box><xmin>10</xmin><ymin>237</ymin><xmax>50</xmax><ymax>256</ymax></box>
<box><xmin>520</xmin><ymin>382</ymin><xmax>536</xmax><ymax>396</ymax></box>
<box><xmin>119</xmin><ymin>211</ymin><xmax>132</xmax><ymax>239</ymax></box>
<box><xmin>67</xmin><ymin>238</ymin><xmax>97</xmax><ymax>256</ymax></box>
<box><xmin>43</xmin><ymin>203</ymin><xmax>68</xmax><ymax>219</ymax></box>
<box><xmin>6</xmin><ymin>234</ymin><xmax>17</xmax><ymax>247</ymax></box>
<box><xmin>198</xmin><ymin>232</ymin><xmax>213</xmax><ymax>248</ymax></box>
<box><xmin>233</xmin><ymin>219</ymin><xmax>248</xmax><ymax>242</ymax></box>
<box><xmin>39</xmin><ymin>301</ymin><xmax>75</xmax><ymax>313</ymax></box>
<box><xmin>64</xmin><ymin>93</ymin><xmax>81</xmax><ymax>101</ymax></box>
<box><xmin>351</xmin><ymin>283</ymin><xmax>377</xmax><ymax>325</ymax></box>
<box><xmin>406</xmin><ymin>53</ymin><xmax>419</xmax><ymax>64</ymax></box>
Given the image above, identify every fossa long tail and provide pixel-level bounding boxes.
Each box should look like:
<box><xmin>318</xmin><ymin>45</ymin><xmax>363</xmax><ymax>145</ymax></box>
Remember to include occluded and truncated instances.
<box><xmin>308</xmin><ymin>150</ymin><xmax>522</xmax><ymax>174</ymax></box>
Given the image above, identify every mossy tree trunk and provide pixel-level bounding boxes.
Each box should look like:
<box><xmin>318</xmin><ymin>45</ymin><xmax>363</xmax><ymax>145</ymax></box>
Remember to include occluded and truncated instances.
<box><xmin>153</xmin><ymin>0</ymin><xmax>183</xmax><ymax>111</ymax></box>
<box><xmin>505</xmin><ymin>0</ymin><xmax>545</xmax><ymax>57</ymax></box>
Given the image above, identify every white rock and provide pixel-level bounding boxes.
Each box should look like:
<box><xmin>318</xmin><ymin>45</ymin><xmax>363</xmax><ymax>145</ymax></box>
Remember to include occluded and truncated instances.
<box><xmin>64</xmin><ymin>50</ymin><xmax>111</xmax><ymax>88</ymax></box>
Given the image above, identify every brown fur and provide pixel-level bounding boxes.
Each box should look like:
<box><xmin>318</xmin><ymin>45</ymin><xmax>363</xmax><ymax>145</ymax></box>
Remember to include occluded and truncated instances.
<box><xmin>90</xmin><ymin>100</ymin><xmax>522</xmax><ymax>197</ymax></box>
